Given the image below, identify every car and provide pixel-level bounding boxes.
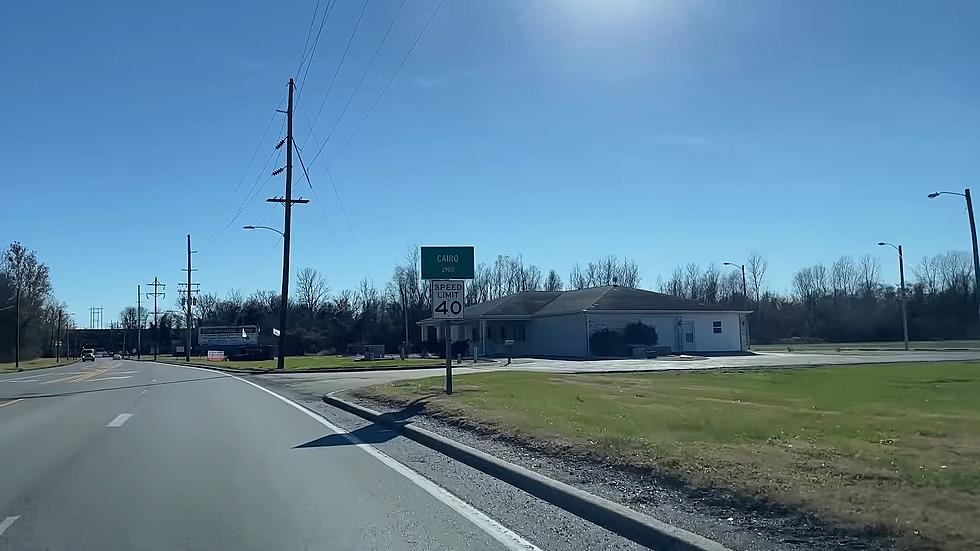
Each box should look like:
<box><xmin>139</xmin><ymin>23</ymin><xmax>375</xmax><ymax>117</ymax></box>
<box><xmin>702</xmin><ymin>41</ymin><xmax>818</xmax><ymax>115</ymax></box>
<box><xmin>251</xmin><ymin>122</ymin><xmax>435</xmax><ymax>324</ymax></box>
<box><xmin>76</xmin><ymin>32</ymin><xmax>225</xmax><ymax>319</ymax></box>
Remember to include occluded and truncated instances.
<box><xmin>81</xmin><ymin>348</ymin><xmax>96</xmax><ymax>362</ymax></box>
<box><xmin>113</xmin><ymin>353</ymin><xmax>122</xmax><ymax>360</ymax></box>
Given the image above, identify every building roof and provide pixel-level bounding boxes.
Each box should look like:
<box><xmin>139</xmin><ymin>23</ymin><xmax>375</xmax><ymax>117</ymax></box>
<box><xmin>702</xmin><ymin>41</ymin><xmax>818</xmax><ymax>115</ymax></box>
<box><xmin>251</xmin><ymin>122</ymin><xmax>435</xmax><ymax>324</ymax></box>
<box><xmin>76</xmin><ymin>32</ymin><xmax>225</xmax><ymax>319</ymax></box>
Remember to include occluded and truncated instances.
<box><xmin>420</xmin><ymin>285</ymin><xmax>745</xmax><ymax>324</ymax></box>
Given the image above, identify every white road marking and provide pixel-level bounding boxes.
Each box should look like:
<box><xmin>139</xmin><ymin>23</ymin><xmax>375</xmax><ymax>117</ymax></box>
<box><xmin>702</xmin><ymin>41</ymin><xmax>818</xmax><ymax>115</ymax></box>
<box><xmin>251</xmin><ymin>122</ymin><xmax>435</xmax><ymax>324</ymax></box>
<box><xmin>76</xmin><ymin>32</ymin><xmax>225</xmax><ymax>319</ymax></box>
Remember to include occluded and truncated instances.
<box><xmin>171</xmin><ymin>364</ymin><xmax>541</xmax><ymax>551</ymax></box>
<box><xmin>87</xmin><ymin>376</ymin><xmax>133</xmax><ymax>382</ymax></box>
<box><xmin>0</xmin><ymin>515</ymin><xmax>20</xmax><ymax>536</ymax></box>
<box><xmin>106</xmin><ymin>413</ymin><xmax>132</xmax><ymax>427</ymax></box>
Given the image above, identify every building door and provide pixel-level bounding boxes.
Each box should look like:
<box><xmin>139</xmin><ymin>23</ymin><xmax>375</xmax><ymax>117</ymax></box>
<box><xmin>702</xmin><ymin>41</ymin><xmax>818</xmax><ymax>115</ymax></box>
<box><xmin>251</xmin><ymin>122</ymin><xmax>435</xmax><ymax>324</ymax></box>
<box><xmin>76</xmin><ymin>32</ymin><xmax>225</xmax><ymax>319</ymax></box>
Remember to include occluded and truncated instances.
<box><xmin>679</xmin><ymin>320</ymin><xmax>695</xmax><ymax>352</ymax></box>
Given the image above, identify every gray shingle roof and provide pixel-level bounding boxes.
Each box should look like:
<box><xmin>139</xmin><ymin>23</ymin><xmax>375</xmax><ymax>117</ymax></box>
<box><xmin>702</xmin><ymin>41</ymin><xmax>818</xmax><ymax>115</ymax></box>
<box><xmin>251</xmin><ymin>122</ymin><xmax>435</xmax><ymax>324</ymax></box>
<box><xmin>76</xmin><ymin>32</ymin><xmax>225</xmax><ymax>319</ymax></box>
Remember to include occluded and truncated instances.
<box><xmin>420</xmin><ymin>285</ymin><xmax>740</xmax><ymax>324</ymax></box>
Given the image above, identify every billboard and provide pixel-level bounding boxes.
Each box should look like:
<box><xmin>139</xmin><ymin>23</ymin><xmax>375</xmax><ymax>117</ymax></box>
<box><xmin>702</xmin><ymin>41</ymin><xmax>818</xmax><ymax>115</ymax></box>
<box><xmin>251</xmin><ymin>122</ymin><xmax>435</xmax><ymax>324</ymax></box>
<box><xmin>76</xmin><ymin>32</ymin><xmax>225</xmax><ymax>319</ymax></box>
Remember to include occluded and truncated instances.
<box><xmin>198</xmin><ymin>325</ymin><xmax>260</xmax><ymax>347</ymax></box>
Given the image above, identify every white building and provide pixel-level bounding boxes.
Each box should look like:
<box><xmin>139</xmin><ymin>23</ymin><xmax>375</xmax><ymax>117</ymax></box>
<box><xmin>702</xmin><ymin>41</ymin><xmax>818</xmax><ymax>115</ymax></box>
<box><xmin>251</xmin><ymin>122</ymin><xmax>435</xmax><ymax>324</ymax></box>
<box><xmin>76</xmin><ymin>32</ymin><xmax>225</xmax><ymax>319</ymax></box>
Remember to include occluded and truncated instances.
<box><xmin>419</xmin><ymin>285</ymin><xmax>750</xmax><ymax>358</ymax></box>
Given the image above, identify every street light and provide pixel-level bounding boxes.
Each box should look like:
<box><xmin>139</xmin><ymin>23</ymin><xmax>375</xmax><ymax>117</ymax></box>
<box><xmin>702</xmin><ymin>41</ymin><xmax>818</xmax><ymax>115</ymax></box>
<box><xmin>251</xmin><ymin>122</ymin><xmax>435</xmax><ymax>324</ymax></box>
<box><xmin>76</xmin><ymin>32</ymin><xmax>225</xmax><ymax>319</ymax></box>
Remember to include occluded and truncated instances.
<box><xmin>243</xmin><ymin>224</ymin><xmax>287</xmax><ymax>370</ymax></box>
<box><xmin>722</xmin><ymin>261</ymin><xmax>750</xmax><ymax>351</ymax></box>
<box><xmin>243</xmin><ymin>225</ymin><xmax>285</xmax><ymax>237</ymax></box>
<box><xmin>722</xmin><ymin>262</ymin><xmax>748</xmax><ymax>307</ymax></box>
<box><xmin>878</xmin><ymin>242</ymin><xmax>910</xmax><ymax>351</ymax></box>
<box><xmin>927</xmin><ymin>188</ymin><xmax>980</xmax><ymax>320</ymax></box>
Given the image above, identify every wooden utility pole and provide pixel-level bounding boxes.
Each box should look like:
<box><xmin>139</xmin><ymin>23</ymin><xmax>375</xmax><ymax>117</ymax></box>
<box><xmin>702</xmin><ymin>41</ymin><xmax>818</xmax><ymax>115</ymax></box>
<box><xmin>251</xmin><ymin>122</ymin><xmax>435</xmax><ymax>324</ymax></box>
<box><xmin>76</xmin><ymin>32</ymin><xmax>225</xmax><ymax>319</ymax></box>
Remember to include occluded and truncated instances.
<box><xmin>267</xmin><ymin>78</ymin><xmax>308</xmax><ymax>371</ymax></box>
<box><xmin>181</xmin><ymin>235</ymin><xmax>198</xmax><ymax>362</ymax></box>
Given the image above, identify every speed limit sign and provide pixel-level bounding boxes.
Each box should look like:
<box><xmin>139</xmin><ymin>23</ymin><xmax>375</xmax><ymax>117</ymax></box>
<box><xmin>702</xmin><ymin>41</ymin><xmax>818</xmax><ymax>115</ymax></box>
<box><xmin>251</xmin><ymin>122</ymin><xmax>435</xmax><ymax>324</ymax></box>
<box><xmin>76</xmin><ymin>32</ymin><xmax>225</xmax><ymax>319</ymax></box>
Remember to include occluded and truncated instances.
<box><xmin>431</xmin><ymin>280</ymin><xmax>465</xmax><ymax>319</ymax></box>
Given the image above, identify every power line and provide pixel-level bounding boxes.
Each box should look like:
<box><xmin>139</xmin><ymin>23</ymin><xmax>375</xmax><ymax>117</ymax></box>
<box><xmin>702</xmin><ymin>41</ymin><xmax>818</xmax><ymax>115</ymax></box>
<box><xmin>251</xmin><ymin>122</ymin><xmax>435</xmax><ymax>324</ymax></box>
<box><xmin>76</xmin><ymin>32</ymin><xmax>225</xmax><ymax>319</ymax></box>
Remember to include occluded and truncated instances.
<box><xmin>211</xmin><ymin>132</ymin><xmax>285</xmax><ymax>244</ymax></box>
<box><xmin>302</xmin><ymin>0</ymin><xmax>371</xmax><ymax>148</ymax></box>
<box><xmin>231</xmin><ymin>95</ymin><xmax>286</xmax><ymax>197</ymax></box>
<box><xmin>315</xmin><ymin>0</ymin><xmax>445</xmax><ymax>173</ymax></box>
<box><xmin>294</xmin><ymin>141</ymin><xmax>354</xmax><ymax>277</ymax></box>
<box><xmin>306</xmin><ymin>0</ymin><xmax>407</xmax><ymax>167</ymax></box>
<box><xmin>294</xmin><ymin>0</ymin><xmax>323</xmax><ymax>79</ymax></box>
<box><xmin>296</xmin><ymin>0</ymin><xmax>338</xmax><ymax>106</ymax></box>
<box><xmin>325</xmin><ymin>168</ymin><xmax>362</xmax><ymax>252</ymax></box>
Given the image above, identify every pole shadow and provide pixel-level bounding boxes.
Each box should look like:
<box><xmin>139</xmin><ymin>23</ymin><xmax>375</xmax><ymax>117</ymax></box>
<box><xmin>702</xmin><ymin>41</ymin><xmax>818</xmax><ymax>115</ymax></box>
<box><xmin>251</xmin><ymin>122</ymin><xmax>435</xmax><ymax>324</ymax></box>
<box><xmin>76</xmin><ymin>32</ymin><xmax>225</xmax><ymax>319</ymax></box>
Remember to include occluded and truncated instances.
<box><xmin>293</xmin><ymin>399</ymin><xmax>431</xmax><ymax>449</ymax></box>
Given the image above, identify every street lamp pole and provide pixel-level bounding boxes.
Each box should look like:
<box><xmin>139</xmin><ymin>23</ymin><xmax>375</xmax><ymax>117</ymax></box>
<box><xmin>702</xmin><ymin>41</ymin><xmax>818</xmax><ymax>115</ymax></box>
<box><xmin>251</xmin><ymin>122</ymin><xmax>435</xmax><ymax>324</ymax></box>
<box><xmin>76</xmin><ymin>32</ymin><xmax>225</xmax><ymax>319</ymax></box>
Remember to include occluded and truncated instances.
<box><xmin>723</xmin><ymin>261</ymin><xmax>750</xmax><ymax>351</ymax></box>
<box><xmin>878</xmin><ymin>242</ymin><xmax>909</xmax><ymax>351</ymax></box>
<box><xmin>928</xmin><ymin>188</ymin><xmax>980</xmax><ymax>320</ymax></box>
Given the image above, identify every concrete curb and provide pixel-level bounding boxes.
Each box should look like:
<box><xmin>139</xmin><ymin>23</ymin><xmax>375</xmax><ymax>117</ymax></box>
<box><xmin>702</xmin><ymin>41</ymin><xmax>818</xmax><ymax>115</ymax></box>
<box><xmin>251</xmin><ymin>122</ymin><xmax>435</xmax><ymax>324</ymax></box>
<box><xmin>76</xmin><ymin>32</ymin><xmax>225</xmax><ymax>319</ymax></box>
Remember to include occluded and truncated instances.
<box><xmin>143</xmin><ymin>358</ymin><xmax>448</xmax><ymax>375</ymax></box>
<box><xmin>323</xmin><ymin>394</ymin><xmax>730</xmax><ymax>551</ymax></box>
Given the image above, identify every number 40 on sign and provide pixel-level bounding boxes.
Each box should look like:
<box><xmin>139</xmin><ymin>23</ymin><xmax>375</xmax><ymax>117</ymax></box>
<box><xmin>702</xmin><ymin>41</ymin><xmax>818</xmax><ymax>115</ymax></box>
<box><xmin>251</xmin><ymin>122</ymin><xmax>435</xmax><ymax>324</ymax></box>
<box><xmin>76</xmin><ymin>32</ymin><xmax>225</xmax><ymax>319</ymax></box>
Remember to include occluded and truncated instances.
<box><xmin>432</xmin><ymin>280</ymin><xmax>465</xmax><ymax>319</ymax></box>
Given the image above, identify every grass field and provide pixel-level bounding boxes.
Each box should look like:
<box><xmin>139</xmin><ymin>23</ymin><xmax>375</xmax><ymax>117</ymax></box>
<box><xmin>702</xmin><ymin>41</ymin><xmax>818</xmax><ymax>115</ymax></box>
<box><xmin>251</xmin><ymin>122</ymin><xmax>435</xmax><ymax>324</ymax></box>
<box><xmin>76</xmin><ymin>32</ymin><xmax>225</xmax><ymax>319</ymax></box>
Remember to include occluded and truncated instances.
<box><xmin>752</xmin><ymin>339</ymin><xmax>980</xmax><ymax>352</ymax></box>
<box><xmin>357</xmin><ymin>362</ymin><xmax>980</xmax><ymax>549</ymax></box>
<box><xmin>0</xmin><ymin>357</ymin><xmax>76</xmax><ymax>374</ymax></box>
<box><xmin>175</xmin><ymin>356</ymin><xmax>441</xmax><ymax>371</ymax></box>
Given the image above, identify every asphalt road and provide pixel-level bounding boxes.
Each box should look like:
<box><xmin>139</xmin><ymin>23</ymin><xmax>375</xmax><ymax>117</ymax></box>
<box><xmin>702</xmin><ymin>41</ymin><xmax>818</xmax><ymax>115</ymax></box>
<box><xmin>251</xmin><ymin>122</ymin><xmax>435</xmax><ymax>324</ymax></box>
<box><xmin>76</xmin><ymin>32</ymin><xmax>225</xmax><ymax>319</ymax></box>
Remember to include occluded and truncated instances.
<box><xmin>0</xmin><ymin>359</ymin><xmax>649</xmax><ymax>551</ymax></box>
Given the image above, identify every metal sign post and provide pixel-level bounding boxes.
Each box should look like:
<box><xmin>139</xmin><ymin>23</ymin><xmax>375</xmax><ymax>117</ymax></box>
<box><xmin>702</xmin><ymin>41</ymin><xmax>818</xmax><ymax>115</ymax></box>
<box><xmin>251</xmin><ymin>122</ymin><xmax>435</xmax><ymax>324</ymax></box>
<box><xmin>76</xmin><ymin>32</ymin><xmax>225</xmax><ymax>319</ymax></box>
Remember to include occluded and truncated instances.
<box><xmin>431</xmin><ymin>279</ymin><xmax>465</xmax><ymax>394</ymax></box>
<box><xmin>421</xmin><ymin>246</ymin><xmax>474</xmax><ymax>395</ymax></box>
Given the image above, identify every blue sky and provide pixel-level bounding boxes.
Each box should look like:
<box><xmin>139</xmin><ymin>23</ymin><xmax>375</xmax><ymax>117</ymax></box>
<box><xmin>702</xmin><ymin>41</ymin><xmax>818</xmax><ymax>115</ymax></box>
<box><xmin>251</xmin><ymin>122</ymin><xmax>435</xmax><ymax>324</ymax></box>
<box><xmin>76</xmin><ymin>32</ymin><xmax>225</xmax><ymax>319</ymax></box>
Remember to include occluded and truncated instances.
<box><xmin>2</xmin><ymin>0</ymin><xmax>979</xmax><ymax>325</ymax></box>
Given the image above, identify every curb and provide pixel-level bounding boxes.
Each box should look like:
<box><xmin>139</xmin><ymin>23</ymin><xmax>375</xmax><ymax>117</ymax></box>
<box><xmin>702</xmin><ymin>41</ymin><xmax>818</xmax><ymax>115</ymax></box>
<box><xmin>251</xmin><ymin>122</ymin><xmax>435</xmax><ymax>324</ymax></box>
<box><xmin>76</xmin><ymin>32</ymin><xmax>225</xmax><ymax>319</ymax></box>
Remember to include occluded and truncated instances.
<box><xmin>323</xmin><ymin>394</ymin><xmax>729</xmax><ymax>551</ymax></box>
<box><xmin>142</xmin><ymin>358</ymin><xmax>449</xmax><ymax>375</ymax></box>
<box><xmin>4</xmin><ymin>359</ymin><xmax>79</xmax><ymax>374</ymax></box>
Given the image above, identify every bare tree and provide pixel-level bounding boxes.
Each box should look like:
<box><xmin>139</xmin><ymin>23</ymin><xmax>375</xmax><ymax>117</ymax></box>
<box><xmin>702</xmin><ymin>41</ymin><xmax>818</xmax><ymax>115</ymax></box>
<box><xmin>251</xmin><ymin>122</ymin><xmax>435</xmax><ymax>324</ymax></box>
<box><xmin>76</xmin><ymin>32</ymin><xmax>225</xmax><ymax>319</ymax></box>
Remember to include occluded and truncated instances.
<box><xmin>296</xmin><ymin>267</ymin><xmax>329</xmax><ymax>314</ymax></box>
<box><xmin>683</xmin><ymin>263</ymin><xmax>701</xmax><ymax>300</ymax></box>
<box><xmin>858</xmin><ymin>255</ymin><xmax>880</xmax><ymax>297</ymax></box>
<box><xmin>568</xmin><ymin>263</ymin><xmax>588</xmax><ymax>290</ymax></box>
<box><xmin>618</xmin><ymin>257</ymin><xmax>641</xmax><ymax>287</ymax></box>
<box><xmin>544</xmin><ymin>270</ymin><xmax>563</xmax><ymax>291</ymax></box>
<box><xmin>831</xmin><ymin>256</ymin><xmax>858</xmax><ymax>299</ymax></box>
<box><xmin>913</xmin><ymin>255</ymin><xmax>940</xmax><ymax>294</ymax></box>
<box><xmin>746</xmin><ymin>251</ymin><xmax>768</xmax><ymax>301</ymax></box>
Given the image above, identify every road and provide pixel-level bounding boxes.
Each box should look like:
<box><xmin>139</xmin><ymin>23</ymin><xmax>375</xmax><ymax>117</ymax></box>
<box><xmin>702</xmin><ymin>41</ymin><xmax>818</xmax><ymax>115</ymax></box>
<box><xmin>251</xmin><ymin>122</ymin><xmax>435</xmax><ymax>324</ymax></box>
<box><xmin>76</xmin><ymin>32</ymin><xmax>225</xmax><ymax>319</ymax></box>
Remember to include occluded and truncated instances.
<box><xmin>0</xmin><ymin>359</ymin><xmax>648</xmax><ymax>551</ymax></box>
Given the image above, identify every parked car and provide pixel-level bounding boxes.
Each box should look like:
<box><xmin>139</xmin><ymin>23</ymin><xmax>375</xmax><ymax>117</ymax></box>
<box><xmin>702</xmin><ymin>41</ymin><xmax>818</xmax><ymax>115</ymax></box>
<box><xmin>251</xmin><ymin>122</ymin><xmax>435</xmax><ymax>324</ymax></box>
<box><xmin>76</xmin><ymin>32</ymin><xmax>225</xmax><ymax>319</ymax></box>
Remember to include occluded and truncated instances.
<box><xmin>113</xmin><ymin>353</ymin><xmax>122</xmax><ymax>360</ymax></box>
<box><xmin>81</xmin><ymin>348</ymin><xmax>96</xmax><ymax>362</ymax></box>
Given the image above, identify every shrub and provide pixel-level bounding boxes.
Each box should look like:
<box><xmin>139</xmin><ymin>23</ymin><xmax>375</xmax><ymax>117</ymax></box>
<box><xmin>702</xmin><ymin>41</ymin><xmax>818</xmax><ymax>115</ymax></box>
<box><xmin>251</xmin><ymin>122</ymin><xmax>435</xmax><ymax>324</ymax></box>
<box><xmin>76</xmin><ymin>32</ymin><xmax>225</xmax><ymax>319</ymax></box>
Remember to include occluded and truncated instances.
<box><xmin>590</xmin><ymin>329</ymin><xmax>626</xmax><ymax>357</ymax></box>
<box><xmin>623</xmin><ymin>322</ymin><xmax>658</xmax><ymax>346</ymax></box>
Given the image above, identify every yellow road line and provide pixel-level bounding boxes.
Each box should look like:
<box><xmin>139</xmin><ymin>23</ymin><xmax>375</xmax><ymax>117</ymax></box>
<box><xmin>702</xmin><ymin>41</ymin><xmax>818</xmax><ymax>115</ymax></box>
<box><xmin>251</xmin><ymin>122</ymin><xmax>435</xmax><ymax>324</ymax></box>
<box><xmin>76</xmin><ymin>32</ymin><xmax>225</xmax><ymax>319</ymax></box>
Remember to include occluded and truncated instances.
<box><xmin>71</xmin><ymin>365</ymin><xmax>113</xmax><ymax>383</ymax></box>
<box><xmin>0</xmin><ymin>399</ymin><xmax>23</xmax><ymax>409</ymax></box>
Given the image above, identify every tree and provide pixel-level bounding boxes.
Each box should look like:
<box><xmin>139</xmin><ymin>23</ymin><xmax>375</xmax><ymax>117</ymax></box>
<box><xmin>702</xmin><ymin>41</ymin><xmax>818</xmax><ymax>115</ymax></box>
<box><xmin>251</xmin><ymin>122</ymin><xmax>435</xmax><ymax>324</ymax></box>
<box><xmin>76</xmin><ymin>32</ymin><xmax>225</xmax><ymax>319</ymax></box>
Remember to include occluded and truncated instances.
<box><xmin>747</xmin><ymin>251</ymin><xmax>768</xmax><ymax>301</ymax></box>
<box><xmin>296</xmin><ymin>267</ymin><xmax>329</xmax><ymax>314</ymax></box>
<box><xmin>544</xmin><ymin>270</ymin><xmax>563</xmax><ymax>291</ymax></box>
<box><xmin>568</xmin><ymin>263</ymin><xmax>587</xmax><ymax>290</ymax></box>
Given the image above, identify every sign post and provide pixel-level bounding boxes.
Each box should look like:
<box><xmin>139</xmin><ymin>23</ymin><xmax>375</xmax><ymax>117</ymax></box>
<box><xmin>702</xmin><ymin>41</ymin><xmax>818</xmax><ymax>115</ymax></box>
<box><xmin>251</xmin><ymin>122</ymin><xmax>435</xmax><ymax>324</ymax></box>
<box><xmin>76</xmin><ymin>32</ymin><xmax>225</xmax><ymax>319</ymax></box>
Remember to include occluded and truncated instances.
<box><xmin>431</xmin><ymin>279</ymin><xmax>465</xmax><ymax>394</ymax></box>
<box><xmin>421</xmin><ymin>245</ymin><xmax>474</xmax><ymax>395</ymax></box>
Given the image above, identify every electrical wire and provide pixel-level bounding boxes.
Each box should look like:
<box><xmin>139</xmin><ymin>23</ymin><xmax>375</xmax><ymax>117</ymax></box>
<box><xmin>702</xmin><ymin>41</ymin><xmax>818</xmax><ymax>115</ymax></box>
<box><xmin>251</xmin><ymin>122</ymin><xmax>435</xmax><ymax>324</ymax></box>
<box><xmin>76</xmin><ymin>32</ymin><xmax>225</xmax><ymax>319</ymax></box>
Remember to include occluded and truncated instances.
<box><xmin>302</xmin><ymin>0</ymin><xmax>371</xmax><ymax>148</ymax></box>
<box><xmin>231</xmin><ymin>94</ymin><xmax>285</xmax><ymax>197</ymax></box>
<box><xmin>316</xmin><ymin>0</ymin><xmax>444</xmax><ymax>173</ymax></box>
<box><xmin>294</xmin><ymin>0</ymin><xmax>322</xmax><ymax>79</ymax></box>
<box><xmin>306</xmin><ymin>0</ymin><xmax>407</xmax><ymax>167</ymax></box>
<box><xmin>212</xmin><ymin>144</ymin><xmax>284</xmax><ymax>244</ymax></box>
<box><xmin>294</xmin><ymin>142</ymin><xmax>354</xmax><ymax>277</ymax></box>
<box><xmin>296</xmin><ymin>0</ymin><xmax>338</xmax><ymax>107</ymax></box>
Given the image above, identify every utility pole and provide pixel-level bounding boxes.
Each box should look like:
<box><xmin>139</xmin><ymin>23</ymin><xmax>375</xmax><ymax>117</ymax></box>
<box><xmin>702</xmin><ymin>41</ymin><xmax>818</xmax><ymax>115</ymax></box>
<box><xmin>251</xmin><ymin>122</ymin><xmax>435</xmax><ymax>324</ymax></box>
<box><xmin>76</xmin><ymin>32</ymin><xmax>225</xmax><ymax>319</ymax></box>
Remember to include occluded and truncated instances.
<box><xmin>137</xmin><ymin>285</ymin><xmax>142</xmax><ymax>359</ymax></box>
<box><xmin>14</xmin><ymin>286</ymin><xmax>20</xmax><ymax>371</ymax></box>
<box><xmin>898</xmin><ymin>245</ymin><xmax>910</xmax><ymax>351</ymax></box>
<box><xmin>56</xmin><ymin>309</ymin><xmax>63</xmax><ymax>362</ymax></box>
<box><xmin>966</xmin><ymin>189</ymin><xmax>980</xmax><ymax>321</ymax></box>
<box><xmin>266</xmin><ymin>77</ymin><xmax>308</xmax><ymax>371</ymax></box>
<box><xmin>146</xmin><ymin>278</ymin><xmax>166</xmax><ymax>360</ymax></box>
<box><xmin>180</xmin><ymin>234</ymin><xmax>199</xmax><ymax>362</ymax></box>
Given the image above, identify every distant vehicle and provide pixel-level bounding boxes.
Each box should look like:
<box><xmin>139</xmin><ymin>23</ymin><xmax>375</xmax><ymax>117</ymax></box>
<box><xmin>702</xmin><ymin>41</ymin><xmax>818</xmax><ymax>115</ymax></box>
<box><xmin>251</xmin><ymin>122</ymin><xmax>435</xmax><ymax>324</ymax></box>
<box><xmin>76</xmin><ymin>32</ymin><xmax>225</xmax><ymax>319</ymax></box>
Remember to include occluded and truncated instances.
<box><xmin>81</xmin><ymin>348</ymin><xmax>96</xmax><ymax>362</ymax></box>
<box><xmin>113</xmin><ymin>353</ymin><xmax>122</xmax><ymax>360</ymax></box>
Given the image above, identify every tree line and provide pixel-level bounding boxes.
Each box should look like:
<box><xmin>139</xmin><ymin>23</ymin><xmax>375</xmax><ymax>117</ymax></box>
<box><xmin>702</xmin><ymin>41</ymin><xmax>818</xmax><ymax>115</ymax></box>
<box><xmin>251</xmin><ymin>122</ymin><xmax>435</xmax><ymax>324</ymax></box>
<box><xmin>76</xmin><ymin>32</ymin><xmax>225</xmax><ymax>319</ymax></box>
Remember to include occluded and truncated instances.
<box><xmin>4</xmin><ymin>240</ymin><xmax>977</xmax><ymax>362</ymax></box>
<box><xmin>0</xmin><ymin>242</ymin><xmax>66</xmax><ymax>362</ymax></box>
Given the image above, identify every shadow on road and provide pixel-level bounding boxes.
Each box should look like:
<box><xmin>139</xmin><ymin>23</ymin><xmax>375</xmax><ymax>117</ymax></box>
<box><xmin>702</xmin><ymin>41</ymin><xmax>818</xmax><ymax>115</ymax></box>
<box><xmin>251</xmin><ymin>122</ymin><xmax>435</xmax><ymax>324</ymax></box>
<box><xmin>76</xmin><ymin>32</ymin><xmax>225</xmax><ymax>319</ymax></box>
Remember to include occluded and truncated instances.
<box><xmin>293</xmin><ymin>402</ymin><xmax>425</xmax><ymax>449</ymax></box>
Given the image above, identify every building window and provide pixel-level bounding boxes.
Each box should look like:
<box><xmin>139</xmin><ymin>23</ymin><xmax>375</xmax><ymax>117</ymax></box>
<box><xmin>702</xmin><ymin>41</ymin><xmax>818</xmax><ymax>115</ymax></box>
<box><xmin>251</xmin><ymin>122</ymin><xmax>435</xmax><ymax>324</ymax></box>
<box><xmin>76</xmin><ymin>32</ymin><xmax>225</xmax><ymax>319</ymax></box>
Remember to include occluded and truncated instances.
<box><xmin>515</xmin><ymin>325</ymin><xmax>526</xmax><ymax>341</ymax></box>
<box><xmin>713</xmin><ymin>321</ymin><xmax>722</xmax><ymax>334</ymax></box>
<box><xmin>472</xmin><ymin>328</ymin><xmax>478</xmax><ymax>341</ymax></box>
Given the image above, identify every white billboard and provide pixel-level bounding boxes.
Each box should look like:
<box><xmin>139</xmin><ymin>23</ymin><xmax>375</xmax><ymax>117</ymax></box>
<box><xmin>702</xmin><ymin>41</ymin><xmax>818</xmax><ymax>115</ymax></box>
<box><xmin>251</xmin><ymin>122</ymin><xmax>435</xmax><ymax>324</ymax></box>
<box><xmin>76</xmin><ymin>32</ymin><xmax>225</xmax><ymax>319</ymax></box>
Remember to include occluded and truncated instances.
<box><xmin>198</xmin><ymin>325</ymin><xmax>260</xmax><ymax>347</ymax></box>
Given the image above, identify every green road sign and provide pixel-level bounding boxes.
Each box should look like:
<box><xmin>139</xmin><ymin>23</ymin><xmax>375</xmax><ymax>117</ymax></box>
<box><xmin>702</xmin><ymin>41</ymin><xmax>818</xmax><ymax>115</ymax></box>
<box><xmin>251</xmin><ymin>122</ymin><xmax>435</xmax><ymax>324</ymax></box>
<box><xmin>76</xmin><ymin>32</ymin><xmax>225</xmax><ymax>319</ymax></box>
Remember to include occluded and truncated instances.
<box><xmin>421</xmin><ymin>246</ymin><xmax>474</xmax><ymax>279</ymax></box>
